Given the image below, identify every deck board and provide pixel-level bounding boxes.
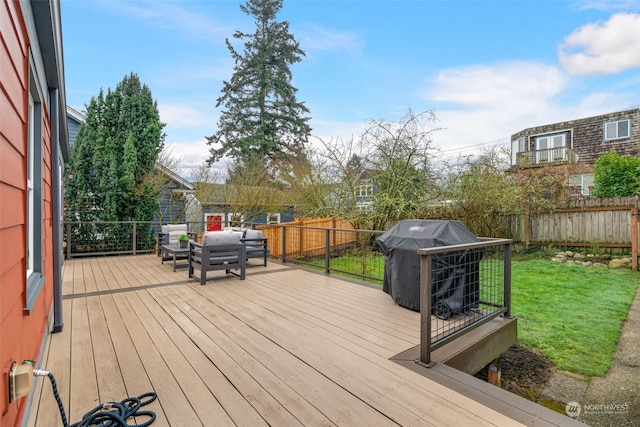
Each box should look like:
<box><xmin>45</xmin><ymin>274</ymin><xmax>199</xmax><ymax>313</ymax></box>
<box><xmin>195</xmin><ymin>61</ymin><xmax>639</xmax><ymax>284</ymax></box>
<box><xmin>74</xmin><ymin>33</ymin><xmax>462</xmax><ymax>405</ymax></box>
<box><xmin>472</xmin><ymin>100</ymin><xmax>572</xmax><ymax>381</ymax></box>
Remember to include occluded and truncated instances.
<box><xmin>187</xmin><ymin>280</ymin><xmax>504</xmax><ymax>426</ymax></box>
<box><xmin>27</xmin><ymin>255</ymin><xmax>546</xmax><ymax>426</ymax></box>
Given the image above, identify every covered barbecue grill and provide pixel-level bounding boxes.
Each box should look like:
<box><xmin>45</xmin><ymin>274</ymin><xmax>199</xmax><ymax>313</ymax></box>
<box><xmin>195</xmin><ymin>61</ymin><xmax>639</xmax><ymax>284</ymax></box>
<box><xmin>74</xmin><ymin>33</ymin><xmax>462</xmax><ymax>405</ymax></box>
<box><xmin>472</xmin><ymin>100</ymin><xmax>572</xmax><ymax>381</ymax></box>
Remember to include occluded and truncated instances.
<box><xmin>376</xmin><ymin>219</ymin><xmax>483</xmax><ymax>318</ymax></box>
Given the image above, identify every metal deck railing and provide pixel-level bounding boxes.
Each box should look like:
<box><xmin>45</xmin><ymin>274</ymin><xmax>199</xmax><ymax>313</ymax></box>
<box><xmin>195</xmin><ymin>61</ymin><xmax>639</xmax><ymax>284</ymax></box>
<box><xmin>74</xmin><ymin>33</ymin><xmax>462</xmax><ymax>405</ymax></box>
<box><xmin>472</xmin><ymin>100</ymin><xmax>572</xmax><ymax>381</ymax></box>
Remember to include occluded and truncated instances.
<box><xmin>417</xmin><ymin>238</ymin><xmax>513</xmax><ymax>365</ymax></box>
<box><xmin>63</xmin><ymin>221</ymin><xmax>512</xmax><ymax>360</ymax></box>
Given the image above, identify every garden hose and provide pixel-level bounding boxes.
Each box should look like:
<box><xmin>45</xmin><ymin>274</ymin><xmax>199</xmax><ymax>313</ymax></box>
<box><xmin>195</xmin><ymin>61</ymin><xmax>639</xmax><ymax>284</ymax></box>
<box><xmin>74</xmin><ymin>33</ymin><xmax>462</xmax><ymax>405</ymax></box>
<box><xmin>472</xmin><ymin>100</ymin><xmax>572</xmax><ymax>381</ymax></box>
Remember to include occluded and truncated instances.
<box><xmin>34</xmin><ymin>369</ymin><xmax>157</xmax><ymax>427</ymax></box>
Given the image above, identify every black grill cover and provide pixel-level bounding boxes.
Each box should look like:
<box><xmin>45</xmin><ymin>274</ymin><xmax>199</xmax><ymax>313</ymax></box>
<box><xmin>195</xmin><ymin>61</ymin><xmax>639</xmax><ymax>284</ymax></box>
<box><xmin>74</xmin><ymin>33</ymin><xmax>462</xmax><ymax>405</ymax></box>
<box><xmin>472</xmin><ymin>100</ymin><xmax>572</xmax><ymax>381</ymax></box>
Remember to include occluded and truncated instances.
<box><xmin>376</xmin><ymin>219</ymin><xmax>481</xmax><ymax>311</ymax></box>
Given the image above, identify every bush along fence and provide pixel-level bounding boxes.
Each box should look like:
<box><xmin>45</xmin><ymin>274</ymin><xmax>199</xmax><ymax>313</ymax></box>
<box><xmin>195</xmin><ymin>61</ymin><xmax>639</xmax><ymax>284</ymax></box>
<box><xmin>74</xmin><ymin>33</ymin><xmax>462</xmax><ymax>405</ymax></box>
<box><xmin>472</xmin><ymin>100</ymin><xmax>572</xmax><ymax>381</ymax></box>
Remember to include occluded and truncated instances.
<box><xmin>504</xmin><ymin>196</ymin><xmax>640</xmax><ymax>270</ymax></box>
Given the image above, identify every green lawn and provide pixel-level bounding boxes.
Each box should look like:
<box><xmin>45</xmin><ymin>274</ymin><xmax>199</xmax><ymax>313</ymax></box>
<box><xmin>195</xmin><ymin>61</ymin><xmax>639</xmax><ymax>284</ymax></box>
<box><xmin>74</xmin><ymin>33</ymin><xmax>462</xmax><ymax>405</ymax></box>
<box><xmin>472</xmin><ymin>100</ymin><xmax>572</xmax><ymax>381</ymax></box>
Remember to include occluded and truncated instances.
<box><xmin>310</xmin><ymin>252</ymin><xmax>639</xmax><ymax>377</ymax></box>
<box><xmin>511</xmin><ymin>260</ymin><xmax>638</xmax><ymax>377</ymax></box>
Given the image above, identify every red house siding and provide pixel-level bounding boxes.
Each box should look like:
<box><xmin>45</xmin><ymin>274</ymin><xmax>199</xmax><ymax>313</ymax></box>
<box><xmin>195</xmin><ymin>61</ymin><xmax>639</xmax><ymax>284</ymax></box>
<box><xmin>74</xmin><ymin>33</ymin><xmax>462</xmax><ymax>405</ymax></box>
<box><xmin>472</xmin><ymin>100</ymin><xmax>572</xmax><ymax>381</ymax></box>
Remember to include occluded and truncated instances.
<box><xmin>1</xmin><ymin>1</ymin><xmax>56</xmax><ymax>425</ymax></box>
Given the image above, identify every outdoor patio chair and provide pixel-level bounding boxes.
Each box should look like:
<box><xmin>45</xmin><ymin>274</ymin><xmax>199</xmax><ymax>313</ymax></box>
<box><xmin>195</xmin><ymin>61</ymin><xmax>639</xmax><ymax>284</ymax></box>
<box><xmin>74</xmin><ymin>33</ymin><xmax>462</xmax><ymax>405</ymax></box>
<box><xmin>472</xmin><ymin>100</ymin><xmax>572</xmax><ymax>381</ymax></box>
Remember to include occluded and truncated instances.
<box><xmin>241</xmin><ymin>229</ymin><xmax>269</xmax><ymax>266</ymax></box>
<box><xmin>158</xmin><ymin>224</ymin><xmax>197</xmax><ymax>261</ymax></box>
<box><xmin>188</xmin><ymin>230</ymin><xmax>246</xmax><ymax>283</ymax></box>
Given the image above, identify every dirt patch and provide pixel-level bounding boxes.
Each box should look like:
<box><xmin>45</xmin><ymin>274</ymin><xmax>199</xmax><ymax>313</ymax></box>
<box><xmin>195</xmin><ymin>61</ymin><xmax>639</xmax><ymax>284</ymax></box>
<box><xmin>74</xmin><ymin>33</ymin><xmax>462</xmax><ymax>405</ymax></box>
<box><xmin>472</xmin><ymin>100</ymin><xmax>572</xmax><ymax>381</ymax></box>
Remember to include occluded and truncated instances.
<box><xmin>475</xmin><ymin>345</ymin><xmax>556</xmax><ymax>402</ymax></box>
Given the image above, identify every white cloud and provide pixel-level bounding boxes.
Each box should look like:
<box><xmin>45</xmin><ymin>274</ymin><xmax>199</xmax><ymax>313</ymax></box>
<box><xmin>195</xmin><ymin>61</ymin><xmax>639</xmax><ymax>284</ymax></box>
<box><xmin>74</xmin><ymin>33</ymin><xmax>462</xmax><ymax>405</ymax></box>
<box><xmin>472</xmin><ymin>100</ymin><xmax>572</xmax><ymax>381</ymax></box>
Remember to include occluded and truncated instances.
<box><xmin>558</xmin><ymin>13</ymin><xmax>640</xmax><ymax>75</ymax></box>
<box><xmin>296</xmin><ymin>24</ymin><xmax>361</xmax><ymax>53</ymax></box>
<box><xmin>310</xmin><ymin>118</ymin><xmax>367</xmax><ymax>142</ymax></box>
<box><xmin>574</xmin><ymin>0</ymin><xmax>640</xmax><ymax>11</ymax></box>
<box><xmin>427</xmin><ymin>62</ymin><xmax>567</xmax><ymax>108</ymax></box>
<box><xmin>423</xmin><ymin>61</ymin><xmax>566</xmax><ymax>111</ymax></box>
<box><xmin>416</xmin><ymin>62</ymin><xmax>570</xmax><ymax>154</ymax></box>
<box><xmin>159</xmin><ymin>101</ymin><xmax>216</xmax><ymax>129</ymax></box>
<box><xmin>166</xmin><ymin>139</ymin><xmax>207</xmax><ymax>162</ymax></box>
<box><xmin>112</xmin><ymin>1</ymin><xmax>234</xmax><ymax>42</ymax></box>
<box><xmin>417</xmin><ymin>59</ymin><xmax>638</xmax><ymax>160</ymax></box>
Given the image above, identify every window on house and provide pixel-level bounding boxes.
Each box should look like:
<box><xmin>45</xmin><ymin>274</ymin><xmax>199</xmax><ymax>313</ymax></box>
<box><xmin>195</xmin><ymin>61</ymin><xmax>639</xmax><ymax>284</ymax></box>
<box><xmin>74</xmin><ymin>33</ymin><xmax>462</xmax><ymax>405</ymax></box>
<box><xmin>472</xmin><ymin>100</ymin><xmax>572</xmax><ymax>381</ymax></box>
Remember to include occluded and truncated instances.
<box><xmin>604</xmin><ymin>119</ymin><xmax>631</xmax><ymax>141</ymax></box>
<box><xmin>26</xmin><ymin>69</ymin><xmax>44</xmax><ymax>312</ymax></box>
<box><xmin>357</xmin><ymin>179</ymin><xmax>374</xmax><ymax>198</ymax></box>
<box><xmin>27</xmin><ymin>95</ymin><xmax>34</xmax><ymax>277</ymax></box>
<box><xmin>569</xmin><ymin>174</ymin><xmax>594</xmax><ymax>198</ymax></box>
<box><xmin>228</xmin><ymin>213</ymin><xmax>244</xmax><ymax>228</ymax></box>
<box><xmin>267</xmin><ymin>213</ymin><xmax>281</xmax><ymax>224</ymax></box>
<box><xmin>511</xmin><ymin>137</ymin><xmax>526</xmax><ymax>165</ymax></box>
<box><xmin>534</xmin><ymin>133</ymin><xmax>567</xmax><ymax>163</ymax></box>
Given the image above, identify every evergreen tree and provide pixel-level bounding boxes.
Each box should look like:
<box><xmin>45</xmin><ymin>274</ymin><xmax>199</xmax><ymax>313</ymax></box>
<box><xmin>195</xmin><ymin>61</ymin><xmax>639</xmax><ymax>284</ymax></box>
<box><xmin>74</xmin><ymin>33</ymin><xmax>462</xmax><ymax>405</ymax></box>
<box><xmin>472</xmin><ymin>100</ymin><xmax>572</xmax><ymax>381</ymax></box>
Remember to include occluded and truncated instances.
<box><xmin>65</xmin><ymin>73</ymin><xmax>165</xmax><ymax>246</ymax></box>
<box><xmin>206</xmin><ymin>0</ymin><xmax>311</xmax><ymax>167</ymax></box>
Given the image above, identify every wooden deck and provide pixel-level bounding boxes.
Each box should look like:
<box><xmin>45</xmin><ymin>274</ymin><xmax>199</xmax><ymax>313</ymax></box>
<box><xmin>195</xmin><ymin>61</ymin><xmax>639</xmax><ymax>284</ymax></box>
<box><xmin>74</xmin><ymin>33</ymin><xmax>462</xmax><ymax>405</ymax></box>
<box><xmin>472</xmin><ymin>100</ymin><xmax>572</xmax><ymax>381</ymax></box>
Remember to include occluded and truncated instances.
<box><xmin>26</xmin><ymin>255</ymin><xmax>579</xmax><ymax>426</ymax></box>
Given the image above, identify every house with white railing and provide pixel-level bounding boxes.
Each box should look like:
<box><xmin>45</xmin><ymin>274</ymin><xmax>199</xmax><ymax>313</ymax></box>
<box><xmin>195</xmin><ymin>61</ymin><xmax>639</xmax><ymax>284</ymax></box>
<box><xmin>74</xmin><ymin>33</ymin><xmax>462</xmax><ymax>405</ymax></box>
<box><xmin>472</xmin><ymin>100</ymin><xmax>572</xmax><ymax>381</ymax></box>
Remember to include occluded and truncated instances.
<box><xmin>510</xmin><ymin>108</ymin><xmax>640</xmax><ymax>198</ymax></box>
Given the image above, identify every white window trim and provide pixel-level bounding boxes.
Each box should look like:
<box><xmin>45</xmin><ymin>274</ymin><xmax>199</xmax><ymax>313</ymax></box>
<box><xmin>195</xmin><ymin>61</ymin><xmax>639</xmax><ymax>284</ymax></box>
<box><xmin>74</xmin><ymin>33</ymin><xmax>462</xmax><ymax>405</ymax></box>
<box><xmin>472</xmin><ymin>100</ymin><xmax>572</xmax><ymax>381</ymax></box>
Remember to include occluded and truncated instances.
<box><xmin>604</xmin><ymin>119</ymin><xmax>631</xmax><ymax>141</ymax></box>
<box><xmin>534</xmin><ymin>133</ymin><xmax>567</xmax><ymax>164</ymax></box>
<box><xmin>27</xmin><ymin>94</ymin><xmax>34</xmax><ymax>278</ymax></box>
<box><xmin>511</xmin><ymin>137</ymin><xmax>526</xmax><ymax>165</ymax></box>
<box><xmin>227</xmin><ymin>212</ymin><xmax>245</xmax><ymax>228</ymax></box>
<box><xmin>267</xmin><ymin>213</ymin><xmax>281</xmax><ymax>224</ymax></box>
<box><xmin>25</xmin><ymin>64</ymin><xmax>45</xmax><ymax>312</ymax></box>
<box><xmin>569</xmin><ymin>174</ymin><xmax>594</xmax><ymax>198</ymax></box>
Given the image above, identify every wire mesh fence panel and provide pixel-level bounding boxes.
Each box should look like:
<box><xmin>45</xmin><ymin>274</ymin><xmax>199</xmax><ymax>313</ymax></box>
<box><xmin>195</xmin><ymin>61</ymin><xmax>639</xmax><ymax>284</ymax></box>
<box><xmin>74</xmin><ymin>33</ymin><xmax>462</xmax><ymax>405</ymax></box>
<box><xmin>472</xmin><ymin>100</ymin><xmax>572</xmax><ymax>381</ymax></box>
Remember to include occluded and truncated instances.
<box><xmin>65</xmin><ymin>221</ymin><xmax>157</xmax><ymax>257</ymax></box>
<box><xmin>429</xmin><ymin>248</ymin><xmax>507</xmax><ymax>342</ymax></box>
<box><xmin>275</xmin><ymin>226</ymin><xmax>385</xmax><ymax>283</ymax></box>
<box><xmin>418</xmin><ymin>239</ymin><xmax>512</xmax><ymax>363</ymax></box>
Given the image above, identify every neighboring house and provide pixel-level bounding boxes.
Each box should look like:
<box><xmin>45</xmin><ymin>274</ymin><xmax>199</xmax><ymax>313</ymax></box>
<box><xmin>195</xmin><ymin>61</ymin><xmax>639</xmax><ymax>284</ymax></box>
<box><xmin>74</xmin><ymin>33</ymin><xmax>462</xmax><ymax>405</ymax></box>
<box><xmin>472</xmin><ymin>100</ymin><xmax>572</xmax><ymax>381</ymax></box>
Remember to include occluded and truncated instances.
<box><xmin>0</xmin><ymin>1</ymin><xmax>68</xmax><ymax>425</ymax></box>
<box><xmin>195</xmin><ymin>182</ymin><xmax>295</xmax><ymax>231</ymax></box>
<box><xmin>154</xmin><ymin>163</ymin><xmax>197</xmax><ymax>227</ymax></box>
<box><xmin>510</xmin><ymin>108</ymin><xmax>640</xmax><ymax>198</ymax></box>
<box><xmin>328</xmin><ymin>169</ymin><xmax>378</xmax><ymax>212</ymax></box>
<box><xmin>66</xmin><ymin>105</ymin><xmax>83</xmax><ymax>145</ymax></box>
<box><xmin>355</xmin><ymin>172</ymin><xmax>377</xmax><ymax>211</ymax></box>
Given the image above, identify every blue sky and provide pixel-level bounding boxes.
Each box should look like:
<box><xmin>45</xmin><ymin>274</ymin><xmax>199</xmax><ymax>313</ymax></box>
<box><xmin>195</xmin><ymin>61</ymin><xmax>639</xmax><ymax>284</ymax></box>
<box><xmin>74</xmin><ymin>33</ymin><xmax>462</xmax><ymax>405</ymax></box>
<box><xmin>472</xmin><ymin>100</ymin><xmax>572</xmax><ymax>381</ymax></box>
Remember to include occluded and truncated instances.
<box><xmin>61</xmin><ymin>0</ymin><xmax>640</xmax><ymax>177</ymax></box>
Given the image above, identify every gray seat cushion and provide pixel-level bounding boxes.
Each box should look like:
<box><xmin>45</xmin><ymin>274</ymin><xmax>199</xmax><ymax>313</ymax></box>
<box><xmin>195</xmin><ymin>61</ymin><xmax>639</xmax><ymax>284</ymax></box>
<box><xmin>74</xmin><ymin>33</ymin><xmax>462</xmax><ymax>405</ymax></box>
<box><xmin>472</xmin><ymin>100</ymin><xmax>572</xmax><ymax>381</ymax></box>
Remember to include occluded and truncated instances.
<box><xmin>203</xmin><ymin>231</ymin><xmax>242</xmax><ymax>246</ymax></box>
<box><xmin>162</xmin><ymin>224</ymin><xmax>189</xmax><ymax>245</ymax></box>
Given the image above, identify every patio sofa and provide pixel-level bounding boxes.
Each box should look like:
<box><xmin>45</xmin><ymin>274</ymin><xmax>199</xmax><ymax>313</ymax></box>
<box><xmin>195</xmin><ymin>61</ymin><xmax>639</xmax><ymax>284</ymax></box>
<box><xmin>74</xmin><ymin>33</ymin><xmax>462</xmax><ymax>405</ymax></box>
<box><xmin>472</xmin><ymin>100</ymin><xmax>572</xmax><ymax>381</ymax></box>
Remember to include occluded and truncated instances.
<box><xmin>200</xmin><ymin>228</ymin><xmax>270</xmax><ymax>266</ymax></box>
<box><xmin>188</xmin><ymin>230</ymin><xmax>246</xmax><ymax>284</ymax></box>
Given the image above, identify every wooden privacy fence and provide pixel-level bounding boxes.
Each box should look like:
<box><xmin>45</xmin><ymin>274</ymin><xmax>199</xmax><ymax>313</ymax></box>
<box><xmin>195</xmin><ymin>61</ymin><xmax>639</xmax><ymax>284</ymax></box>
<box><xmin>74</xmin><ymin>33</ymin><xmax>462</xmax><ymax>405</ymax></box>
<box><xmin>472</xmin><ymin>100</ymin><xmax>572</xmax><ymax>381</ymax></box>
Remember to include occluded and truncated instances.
<box><xmin>256</xmin><ymin>217</ymin><xmax>358</xmax><ymax>259</ymax></box>
<box><xmin>504</xmin><ymin>197</ymin><xmax>639</xmax><ymax>269</ymax></box>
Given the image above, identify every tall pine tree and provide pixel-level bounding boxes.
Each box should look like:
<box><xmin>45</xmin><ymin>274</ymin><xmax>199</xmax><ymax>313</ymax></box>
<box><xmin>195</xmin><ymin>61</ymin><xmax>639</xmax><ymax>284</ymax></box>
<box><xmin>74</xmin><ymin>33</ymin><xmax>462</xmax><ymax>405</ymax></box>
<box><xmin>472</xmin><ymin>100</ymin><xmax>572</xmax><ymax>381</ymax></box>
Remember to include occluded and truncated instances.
<box><xmin>206</xmin><ymin>0</ymin><xmax>311</xmax><ymax>167</ymax></box>
<box><xmin>65</xmin><ymin>73</ymin><xmax>165</xmax><ymax>247</ymax></box>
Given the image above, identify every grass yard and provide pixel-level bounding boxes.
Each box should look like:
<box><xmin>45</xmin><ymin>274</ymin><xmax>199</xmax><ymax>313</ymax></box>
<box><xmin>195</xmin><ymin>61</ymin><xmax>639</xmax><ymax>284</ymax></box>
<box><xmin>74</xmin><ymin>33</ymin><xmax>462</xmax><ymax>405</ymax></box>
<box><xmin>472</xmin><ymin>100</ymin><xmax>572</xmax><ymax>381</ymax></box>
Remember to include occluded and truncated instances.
<box><xmin>309</xmin><ymin>251</ymin><xmax>639</xmax><ymax>377</ymax></box>
<box><xmin>309</xmin><ymin>251</ymin><xmax>386</xmax><ymax>283</ymax></box>
<box><xmin>511</xmin><ymin>260</ymin><xmax>639</xmax><ymax>377</ymax></box>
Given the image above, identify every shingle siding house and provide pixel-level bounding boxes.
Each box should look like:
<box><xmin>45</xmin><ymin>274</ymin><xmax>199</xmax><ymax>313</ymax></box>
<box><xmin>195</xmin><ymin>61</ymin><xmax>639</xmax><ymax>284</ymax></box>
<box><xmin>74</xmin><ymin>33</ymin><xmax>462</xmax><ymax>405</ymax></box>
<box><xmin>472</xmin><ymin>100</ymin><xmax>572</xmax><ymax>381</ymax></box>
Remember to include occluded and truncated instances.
<box><xmin>0</xmin><ymin>1</ymin><xmax>68</xmax><ymax>425</ymax></box>
<box><xmin>510</xmin><ymin>108</ymin><xmax>640</xmax><ymax>197</ymax></box>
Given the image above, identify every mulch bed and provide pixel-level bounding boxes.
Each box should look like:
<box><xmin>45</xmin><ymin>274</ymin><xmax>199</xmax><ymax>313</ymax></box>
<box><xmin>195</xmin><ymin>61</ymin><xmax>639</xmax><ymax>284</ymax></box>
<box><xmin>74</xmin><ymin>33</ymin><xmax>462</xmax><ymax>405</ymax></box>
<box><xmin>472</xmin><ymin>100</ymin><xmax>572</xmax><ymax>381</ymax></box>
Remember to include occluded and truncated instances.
<box><xmin>475</xmin><ymin>344</ymin><xmax>556</xmax><ymax>402</ymax></box>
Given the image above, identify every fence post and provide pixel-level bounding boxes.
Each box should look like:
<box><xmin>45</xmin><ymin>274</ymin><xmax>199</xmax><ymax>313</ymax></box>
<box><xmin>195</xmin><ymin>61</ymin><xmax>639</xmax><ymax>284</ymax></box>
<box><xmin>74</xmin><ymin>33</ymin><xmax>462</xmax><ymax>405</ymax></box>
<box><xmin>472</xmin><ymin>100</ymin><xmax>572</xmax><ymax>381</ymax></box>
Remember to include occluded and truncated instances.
<box><xmin>132</xmin><ymin>223</ymin><xmax>137</xmax><ymax>255</ymax></box>
<box><xmin>282</xmin><ymin>226</ymin><xmax>287</xmax><ymax>263</ymax></box>
<box><xmin>325</xmin><ymin>229</ymin><xmax>331</xmax><ymax>274</ymax></box>
<box><xmin>419</xmin><ymin>253</ymin><xmax>435</xmax><ymax>367</ymax></box>
<box><xmin>524</xmin><ymin>208</ymin><xmax>530</xmax><ymax>247</ymax></box>
<box><xmin>632</xmin><ymin>208</ymin><xmax>638</xmax><ymax>271</ymax></box>
<box><xmin>66</xmin><ymin>223</ymin><xmax>71</xmax><ymax>259</ymax></box>
<box><xmin>504</xmin><ymin>242</ymin><xmax>512</xmax><ymax>317</ymax></box>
